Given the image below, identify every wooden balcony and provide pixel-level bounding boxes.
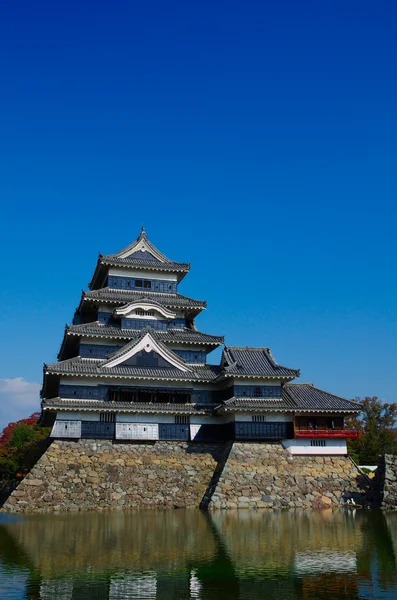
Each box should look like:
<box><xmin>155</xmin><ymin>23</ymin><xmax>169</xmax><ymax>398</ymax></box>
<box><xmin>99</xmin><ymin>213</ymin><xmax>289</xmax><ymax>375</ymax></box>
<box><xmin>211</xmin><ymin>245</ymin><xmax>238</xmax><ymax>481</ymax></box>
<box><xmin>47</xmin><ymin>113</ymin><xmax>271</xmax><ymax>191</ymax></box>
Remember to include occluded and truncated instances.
<box><xmin>294</xmin><ymin>429</ymin><xmax>359</xmax><ymax>439</ymax></box>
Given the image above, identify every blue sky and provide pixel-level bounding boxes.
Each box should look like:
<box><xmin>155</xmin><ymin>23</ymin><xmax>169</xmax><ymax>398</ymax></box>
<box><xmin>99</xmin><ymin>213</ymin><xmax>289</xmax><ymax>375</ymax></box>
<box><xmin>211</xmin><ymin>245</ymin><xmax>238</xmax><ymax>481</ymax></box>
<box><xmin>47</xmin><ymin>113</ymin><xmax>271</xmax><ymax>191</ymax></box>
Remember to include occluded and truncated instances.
<box><xmin>0</xmin><ymin>1</ymin><xmax>396</xmax><ymax>429</ymax></box>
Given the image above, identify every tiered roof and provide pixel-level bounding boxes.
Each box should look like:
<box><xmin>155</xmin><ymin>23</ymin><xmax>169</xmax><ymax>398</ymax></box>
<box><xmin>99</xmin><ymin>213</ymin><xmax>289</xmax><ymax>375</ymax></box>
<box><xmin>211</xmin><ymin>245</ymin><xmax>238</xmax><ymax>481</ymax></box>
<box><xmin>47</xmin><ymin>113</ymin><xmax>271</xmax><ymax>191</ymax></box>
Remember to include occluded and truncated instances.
<box><xmin>41</xmin><ymin>228</ymin><xmax>360</xmax><ymax>424</ymax></box>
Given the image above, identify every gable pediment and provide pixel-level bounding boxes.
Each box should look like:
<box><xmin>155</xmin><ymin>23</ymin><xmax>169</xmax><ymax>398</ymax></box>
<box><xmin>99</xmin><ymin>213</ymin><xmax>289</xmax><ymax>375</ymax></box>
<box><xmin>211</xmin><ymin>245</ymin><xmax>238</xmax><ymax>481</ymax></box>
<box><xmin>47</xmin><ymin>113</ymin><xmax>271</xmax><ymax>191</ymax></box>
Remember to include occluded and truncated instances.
<box><xmin>103</xmin><ymin>332</ymin><xmax>190</xmax><ymax>372</ymax></box>
<box><xmin>114</xmin><ymin>301</ymin><xmax>177</xmax><ymax>320</ymax></box>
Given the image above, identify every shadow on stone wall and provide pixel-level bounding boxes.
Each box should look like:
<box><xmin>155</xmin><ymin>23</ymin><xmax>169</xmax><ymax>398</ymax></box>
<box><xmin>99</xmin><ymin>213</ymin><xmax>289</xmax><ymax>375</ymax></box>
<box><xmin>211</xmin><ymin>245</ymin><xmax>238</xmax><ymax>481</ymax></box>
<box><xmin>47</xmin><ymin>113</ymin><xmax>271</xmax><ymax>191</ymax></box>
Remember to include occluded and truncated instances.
<box><xmin>207</xmin><ymin>443</ymin><xmax>371</xmax><ymax>509</ymax></box>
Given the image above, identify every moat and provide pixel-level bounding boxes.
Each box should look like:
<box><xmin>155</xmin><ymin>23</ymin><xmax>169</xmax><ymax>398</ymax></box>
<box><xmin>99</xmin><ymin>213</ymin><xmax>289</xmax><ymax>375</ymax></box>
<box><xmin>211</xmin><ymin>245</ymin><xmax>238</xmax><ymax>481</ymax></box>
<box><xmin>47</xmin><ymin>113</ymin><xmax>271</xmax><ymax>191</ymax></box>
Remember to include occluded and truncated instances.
<box><xmin>0</xmin><ymin>510</ymin><xmax>396</xmax><ymax>599</ymax></box>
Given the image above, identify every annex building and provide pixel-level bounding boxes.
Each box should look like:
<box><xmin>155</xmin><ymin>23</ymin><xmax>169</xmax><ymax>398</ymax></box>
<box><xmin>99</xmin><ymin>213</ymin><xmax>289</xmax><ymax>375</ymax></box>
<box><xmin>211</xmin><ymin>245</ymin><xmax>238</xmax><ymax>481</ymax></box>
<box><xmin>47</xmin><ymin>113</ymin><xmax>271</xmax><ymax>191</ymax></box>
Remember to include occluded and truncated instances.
<box><xmin>41</xmin><ymin>228</ymin><xmax>360</xmax><ymax>455</ymax></box>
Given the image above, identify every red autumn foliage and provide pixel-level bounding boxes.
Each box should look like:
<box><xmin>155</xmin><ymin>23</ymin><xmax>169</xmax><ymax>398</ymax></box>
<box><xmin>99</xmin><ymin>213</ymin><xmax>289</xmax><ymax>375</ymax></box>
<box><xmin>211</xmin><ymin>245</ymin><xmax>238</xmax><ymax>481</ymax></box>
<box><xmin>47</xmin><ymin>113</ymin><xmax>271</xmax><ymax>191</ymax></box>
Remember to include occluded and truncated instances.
<box><xmin>0</xmin><ymin>413</ymin><xmax>41</xmax><ymax>446</ymax></box>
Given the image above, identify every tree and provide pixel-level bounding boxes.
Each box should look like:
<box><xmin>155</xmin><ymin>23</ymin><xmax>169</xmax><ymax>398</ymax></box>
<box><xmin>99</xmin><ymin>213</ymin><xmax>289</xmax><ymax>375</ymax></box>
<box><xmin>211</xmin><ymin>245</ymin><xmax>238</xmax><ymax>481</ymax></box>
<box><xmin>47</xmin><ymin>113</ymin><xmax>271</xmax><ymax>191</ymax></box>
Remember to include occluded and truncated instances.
<box><xmin>0</xmin><ymin>413</ymin><xmax>50</xmax><ymax>481</ymax></box>
<box><xmin>347</xmin><ymin>397</ymin><xmax>397</xmax><ymax>464</ymax></box>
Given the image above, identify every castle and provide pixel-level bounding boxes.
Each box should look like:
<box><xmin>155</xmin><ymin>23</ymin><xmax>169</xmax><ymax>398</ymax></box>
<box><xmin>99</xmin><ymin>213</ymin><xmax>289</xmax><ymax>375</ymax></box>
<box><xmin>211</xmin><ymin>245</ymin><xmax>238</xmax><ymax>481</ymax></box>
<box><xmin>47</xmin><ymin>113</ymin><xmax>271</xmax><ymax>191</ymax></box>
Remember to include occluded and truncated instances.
<box><xmin>41</xmin><ymin>227</ymin><xmax>360</xmax><ymax>454</ymax></box>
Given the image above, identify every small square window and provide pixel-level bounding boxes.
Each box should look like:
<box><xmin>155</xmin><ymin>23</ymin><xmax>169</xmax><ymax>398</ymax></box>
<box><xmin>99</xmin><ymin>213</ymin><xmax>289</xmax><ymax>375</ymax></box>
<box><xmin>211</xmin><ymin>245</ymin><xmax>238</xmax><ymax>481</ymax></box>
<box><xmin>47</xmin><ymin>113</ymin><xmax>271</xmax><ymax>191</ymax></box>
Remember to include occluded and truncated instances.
<box><xmin>144</xmin><ymin>280</ymin><xmax>152</xmax><ymax>289</ymax></box>
<box><xmin>135</xmin><ymin>280</ymin><xmax>143</xmax><ymax>288</ymax></box>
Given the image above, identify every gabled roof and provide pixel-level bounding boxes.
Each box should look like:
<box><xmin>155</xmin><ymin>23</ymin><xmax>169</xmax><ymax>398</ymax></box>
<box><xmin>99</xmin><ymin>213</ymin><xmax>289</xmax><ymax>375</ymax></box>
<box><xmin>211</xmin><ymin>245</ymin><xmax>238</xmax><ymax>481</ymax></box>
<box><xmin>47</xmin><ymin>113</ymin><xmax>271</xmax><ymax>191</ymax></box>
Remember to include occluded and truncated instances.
<box><xmin>44</xmin><ymin>357</ymin><xmax>220</xmax><ymax>383</ymax></box>
<box><xmin>89</xmin><ymin>228</ymin><xmax>190</xmax><ymax>289</ymax></box>
<box><xmin>80</xmin><ymin>289</ymin><xmax>206</xmax><ymax>313</ymax></box>
<box><xmin>108</xmin><ymin>226</ymin><xmax>185</xmax><ymax>264</ymax></box>
<box><xmin>101</xmin><ymin>331</ymin><xmax>190</xmax><ymax>372</ymax></box>
<box><xmin>283</xmin><ymin>383</ymin><xmax>362</xmax><ymax>413</ymax></box>
<box><xmin>64</xmin><ymin>322</ymin><xmax>224</xmax><ymax>346</ymax></box>
<box><xmin>220</xmin><ymin>346</ymin><xmax>299</xmax><ymax>379</ymax></box>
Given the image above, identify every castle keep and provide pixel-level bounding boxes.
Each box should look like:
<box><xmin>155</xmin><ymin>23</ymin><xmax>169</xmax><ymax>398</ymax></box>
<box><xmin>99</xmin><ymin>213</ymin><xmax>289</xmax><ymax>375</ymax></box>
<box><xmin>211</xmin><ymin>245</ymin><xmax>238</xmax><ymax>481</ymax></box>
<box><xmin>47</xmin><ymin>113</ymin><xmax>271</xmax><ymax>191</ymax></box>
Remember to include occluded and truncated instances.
<box><xmin>41</xmin><ymin>227</ymin><xmax>361</xmax><ymax>454</ymax></box>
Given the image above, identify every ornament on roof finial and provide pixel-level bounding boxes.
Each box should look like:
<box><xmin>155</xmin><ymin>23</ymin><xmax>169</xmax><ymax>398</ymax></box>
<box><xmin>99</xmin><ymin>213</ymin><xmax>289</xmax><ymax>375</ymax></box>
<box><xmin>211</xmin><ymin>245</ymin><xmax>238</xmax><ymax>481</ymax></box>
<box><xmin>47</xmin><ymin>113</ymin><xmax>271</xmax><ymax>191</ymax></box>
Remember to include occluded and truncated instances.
<box><xmin>139</xmin><ymin>224</ymin><xmax>147</xmax><ymax>239</ymax></box>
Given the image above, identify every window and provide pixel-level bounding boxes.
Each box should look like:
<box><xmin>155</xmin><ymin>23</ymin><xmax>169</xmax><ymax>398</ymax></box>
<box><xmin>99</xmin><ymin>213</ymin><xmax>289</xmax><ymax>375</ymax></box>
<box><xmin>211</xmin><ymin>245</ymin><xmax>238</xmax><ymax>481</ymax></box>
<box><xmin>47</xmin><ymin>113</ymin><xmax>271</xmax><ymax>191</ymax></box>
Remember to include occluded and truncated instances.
<box><xmin>135</xmin><ymin>279</ymin><xmax>143</xmax><ymax>287</ymax></box>
<box><xmin>175</xmin><ymin>415</ymin><xmax>190</xmax><ymax>424</ymax></box>
<box><xmin>310</xmin><ymin>439</ymin><xmax>326</xmax><ymax>447</ymax></box>
<box><xmin>254</xmin><ymin>388</ymin><xmax>262</xmax><ymax>397</ymax></box>
<box><xmin>252</xmin><ymin>415</ymin><xmax>266</xmax><ymax>422</ymax></box>
<box><xmin>100</xmin><ymin>412</ymin><xmax>116</xmax><ymax>423</ymax></box>
<box><xmin>135</xmin><ymin>310</ymin><xmax>154</xmax><ymax>317</ymax></box>
<box><xmin>144</xmin><ymin>280</ymin><xmax>152</xmax><ymax>289</ymax></box>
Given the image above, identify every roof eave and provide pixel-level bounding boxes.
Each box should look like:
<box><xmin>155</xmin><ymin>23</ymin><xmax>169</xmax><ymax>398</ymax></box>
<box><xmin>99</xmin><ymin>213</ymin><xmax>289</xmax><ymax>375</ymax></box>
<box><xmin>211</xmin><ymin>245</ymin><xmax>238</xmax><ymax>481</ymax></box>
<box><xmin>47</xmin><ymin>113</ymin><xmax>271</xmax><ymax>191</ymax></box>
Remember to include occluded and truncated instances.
<box><xmin>66</xmin><ymin>328</ymin><xmax>224</xmax><ymax>347</ymax></box>
<box><xmin>218</xmin><ymin>373</ymin><xmax>298</xmax><ymax>381</ymax></box>
<box><xmin>99</xmin><ymin>258</ymin><xmax>190</xmax><ymax>282</ymax></box>
<box><xmin>44</xmin><ymin>369</ymin><xmax>216</xmax><ymax>383</ymax></box>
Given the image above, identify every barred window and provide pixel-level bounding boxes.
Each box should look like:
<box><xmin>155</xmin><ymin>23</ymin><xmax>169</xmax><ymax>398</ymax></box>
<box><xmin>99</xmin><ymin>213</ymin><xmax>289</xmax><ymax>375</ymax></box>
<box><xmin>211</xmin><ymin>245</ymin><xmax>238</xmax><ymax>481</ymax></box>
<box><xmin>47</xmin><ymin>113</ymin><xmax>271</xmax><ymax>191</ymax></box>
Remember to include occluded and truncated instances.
<box><xmin>310</xmin><ymin>439</ymin><xmax>326</xmax><ymax>447</ymax></box>
<box><xmin>135</xmin><ymin>309</ymin><xmax>155</xmax><ymax>317</ymax></box>
<box><xmin>100</xmin><ymin>412</ymin><xmax>116</xmax><ymax>423</ymax></box>
<box><xmin>175</xmin><ymin>415</ymin><xmax>190</xmax><ymax>424</ymax></box>
<box><xmin>252</xmin><ymin>415</ymin><xmax>266</xmax><ymax>422</ymax></box>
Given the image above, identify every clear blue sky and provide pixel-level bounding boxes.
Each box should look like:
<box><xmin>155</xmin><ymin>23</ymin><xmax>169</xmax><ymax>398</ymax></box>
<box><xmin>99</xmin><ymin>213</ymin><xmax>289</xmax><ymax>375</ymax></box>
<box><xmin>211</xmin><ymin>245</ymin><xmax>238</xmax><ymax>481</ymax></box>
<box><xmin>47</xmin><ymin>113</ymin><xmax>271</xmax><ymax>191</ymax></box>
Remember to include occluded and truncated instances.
<box><xmin>0</xmin><ymin>1</ymin><xmax>396</xmax><ymax>428</ymax></box>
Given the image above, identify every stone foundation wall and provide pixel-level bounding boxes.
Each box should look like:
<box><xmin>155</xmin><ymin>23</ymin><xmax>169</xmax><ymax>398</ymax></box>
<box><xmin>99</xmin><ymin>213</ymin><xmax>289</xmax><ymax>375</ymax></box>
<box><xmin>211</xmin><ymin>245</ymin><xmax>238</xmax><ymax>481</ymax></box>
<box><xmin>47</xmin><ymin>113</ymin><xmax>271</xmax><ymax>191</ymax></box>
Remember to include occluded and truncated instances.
<box><xmin>2</xmin><ymin>439</ymin><xmax>369</xmax><ymax>513</ymax></box>
<box><xmin>205</xmin><ymin>442</ymin><xmax>367</xmax><ymax>509</ymax></box>
<box><xmin>380</xmin><ymin>455</ymin><xmax>397</xmax><ymax>510</ymax></box>
<box><xmin>2</xmin><ymin>440</ymin><xmax>227</xmax><ymax>513</ymax></box>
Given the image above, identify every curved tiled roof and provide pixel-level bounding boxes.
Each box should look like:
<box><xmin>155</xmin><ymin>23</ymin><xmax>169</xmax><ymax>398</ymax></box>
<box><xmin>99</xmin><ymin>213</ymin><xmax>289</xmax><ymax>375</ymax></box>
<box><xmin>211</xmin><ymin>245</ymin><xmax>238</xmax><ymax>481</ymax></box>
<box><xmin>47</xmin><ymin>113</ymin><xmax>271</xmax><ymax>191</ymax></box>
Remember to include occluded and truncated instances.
<box><xmin>45</xmin><ymin>357</ymin><xmax>220</xmax><ymax>382</ymax></box>
<box><xmin>283</xmin><ymin>384</ymin><xmax>362</xmax><ymax>413</ymax></box>
<box><xmin>219</xmin><ymin>384</ymin><xmax>362</xmax><ymax>413</ymax></box>
<box><xmin>221</xmin><ymin>346</ymin><xmax>299</xmax><ymax>379</ymax></box>
<box><xmin>66</xmin><ymin>322</ymin><xmax>224</xmax><ymax>346</ymax></box>
<box><xmin>81</xmin><ymin>288</ymin><xmax>206</xmax><ymax>310</ymax></box>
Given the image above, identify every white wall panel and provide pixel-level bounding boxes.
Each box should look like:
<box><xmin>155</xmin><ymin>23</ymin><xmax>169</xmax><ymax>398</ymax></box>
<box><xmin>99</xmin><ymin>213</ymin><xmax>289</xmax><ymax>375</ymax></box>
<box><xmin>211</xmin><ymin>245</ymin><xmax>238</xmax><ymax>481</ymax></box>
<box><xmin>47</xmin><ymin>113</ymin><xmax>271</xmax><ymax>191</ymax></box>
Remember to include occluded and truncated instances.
<box><xmin>51</xmin><ymin>420</ymin><xmax>81</xmax><ymax>438</ymax></box>
<box><xmin>282</xmin><ymin>438</ymin><xmax>348</xmax><ymax>455</ymax></box>
<box><xmin>116</xmin><ymin>423</ymin><xmax>159</xmax><ymax>440</ymax></box>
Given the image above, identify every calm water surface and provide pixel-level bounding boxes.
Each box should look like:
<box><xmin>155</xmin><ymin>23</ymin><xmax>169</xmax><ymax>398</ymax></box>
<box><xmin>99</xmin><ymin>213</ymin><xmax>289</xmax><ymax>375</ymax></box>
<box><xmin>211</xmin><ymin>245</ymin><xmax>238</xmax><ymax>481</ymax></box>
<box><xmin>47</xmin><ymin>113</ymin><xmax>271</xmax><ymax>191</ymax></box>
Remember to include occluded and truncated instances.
<box><xmin>0</xmin><ymin>509</ymin><xmax>396</xmax><ymax>599</ymax></box>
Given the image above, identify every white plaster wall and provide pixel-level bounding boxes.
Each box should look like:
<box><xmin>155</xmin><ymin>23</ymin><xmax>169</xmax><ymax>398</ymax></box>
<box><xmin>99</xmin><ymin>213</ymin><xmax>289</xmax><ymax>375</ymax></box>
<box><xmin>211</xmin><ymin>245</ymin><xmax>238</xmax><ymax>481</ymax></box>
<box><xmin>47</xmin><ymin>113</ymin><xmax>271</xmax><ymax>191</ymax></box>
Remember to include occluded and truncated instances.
<box><xmin>51</xmin><ymin>420</ymin><xmax>81</xmax><ymax>438</ymax></box>
<box><xmin>116</xmin><ymin>413</ymin><xmax>175</xmax><ymax>424</ymax></box>
<box><xmin>57</xmin><ymin>412</ymin><xmax>99</xmax><ymax>421</ymax></box>
<box><xmin>282</xmin><ymin>438</ymin><xmax>348</xmax><ymax>455</ymax></box>
<box><xmin>116</xmin><ymin>423</ymin><xmax>159</xmax><ymax>440</ymax></box>
<box><xmin>109</xmin><ymin>268</ymin><xmax>177</xmax><ymax>282</ymax></box>
<box><xmin>236</xmin><ymin>413</ymin><xmax>293</xmax><ymax>422</ymax></box>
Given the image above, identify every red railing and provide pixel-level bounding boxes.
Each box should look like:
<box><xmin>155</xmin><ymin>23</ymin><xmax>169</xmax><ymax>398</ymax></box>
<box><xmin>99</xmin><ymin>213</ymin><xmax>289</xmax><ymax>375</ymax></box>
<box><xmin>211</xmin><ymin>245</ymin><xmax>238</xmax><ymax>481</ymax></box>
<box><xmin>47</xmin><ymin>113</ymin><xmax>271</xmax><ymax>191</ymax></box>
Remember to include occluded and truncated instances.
<box><xmin>295</xmin><ymin>429</ymin><xmax>359</xmax><ymax>439</ymax></box>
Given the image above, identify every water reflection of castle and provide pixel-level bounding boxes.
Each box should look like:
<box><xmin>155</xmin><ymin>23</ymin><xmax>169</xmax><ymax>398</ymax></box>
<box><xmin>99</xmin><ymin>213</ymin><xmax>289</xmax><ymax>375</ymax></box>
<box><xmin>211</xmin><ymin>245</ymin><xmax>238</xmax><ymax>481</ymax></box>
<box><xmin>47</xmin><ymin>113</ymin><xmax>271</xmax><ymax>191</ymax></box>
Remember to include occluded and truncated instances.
<box><xmin>0</xmin><ymin>511</ymin><xmax>396</xmax><ymax>600</ymax></box>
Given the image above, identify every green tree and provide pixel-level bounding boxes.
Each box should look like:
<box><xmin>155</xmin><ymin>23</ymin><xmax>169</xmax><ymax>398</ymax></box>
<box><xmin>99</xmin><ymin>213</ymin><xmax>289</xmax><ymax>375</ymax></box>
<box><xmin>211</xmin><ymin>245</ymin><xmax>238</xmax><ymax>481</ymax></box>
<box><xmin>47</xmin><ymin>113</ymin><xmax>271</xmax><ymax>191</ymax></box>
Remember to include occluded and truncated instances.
<box><xmin>347</xmin><ymin>397</ymin><xmax>397</xmax><ymax>464</ymax></box>
<box><xmin>0</xmin><ymin>413</ymin><xmax>50</xmax><ymax>481</ymax></box>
